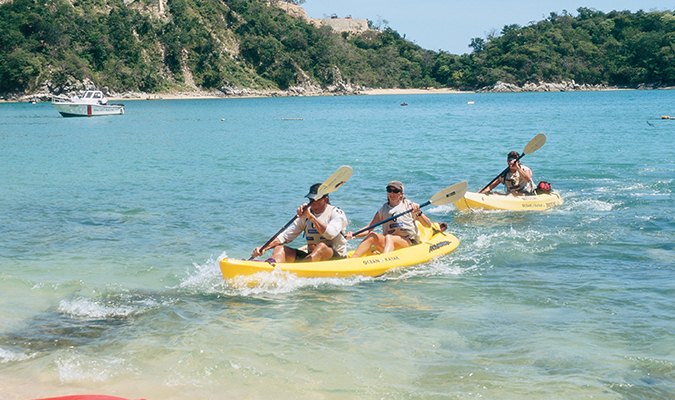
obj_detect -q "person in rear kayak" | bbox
[250,183,348,263]
[346,180,431,258]
[480,151,536,195]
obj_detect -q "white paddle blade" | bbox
[523,133,546,155]
[317,165,353,197]
[429,181,468,206]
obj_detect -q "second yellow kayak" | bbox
[454,191,563,211]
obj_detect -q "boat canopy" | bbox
[83,90,104,99]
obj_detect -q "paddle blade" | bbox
[522,133,546,155]
[317,165,353,197]
[429,181,468,206]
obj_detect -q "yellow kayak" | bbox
[220,222,459,284]
[454,191,563,211]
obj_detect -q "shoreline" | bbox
[112,87,469,101]
[106,88,468,101]
[3,85,674,103]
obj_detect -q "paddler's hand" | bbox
[251,247,264,258]
[346,231,354,240]
[297,203,311,219]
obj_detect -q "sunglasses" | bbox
[386,187,401,193]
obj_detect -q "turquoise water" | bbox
[1,91,673,399]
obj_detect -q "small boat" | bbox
[52,90,124,117]
[454,191,563,212]
[220,222,459,284]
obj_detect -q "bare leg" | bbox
[305,242,335,262]
[351,232,385,258]
[271,245,297,263]
[383,234,412,253]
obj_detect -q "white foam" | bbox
[58,298,136,320]
[56,353,126,382]
[0,347,36,363]
[470,226,561,255]
[565,198,614,212]
[428,204,455,214]
[178,251,230,294]
[228,268,374,296]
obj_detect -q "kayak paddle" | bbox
[478,133,546,194]
[250,165,353,260]
[351,181,468,236]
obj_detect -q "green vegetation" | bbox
[432,8,675,88]
[0,0,438,94]
[1,1,674,95]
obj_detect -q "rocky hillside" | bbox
[0,0,437,100]
[2,1,674,101]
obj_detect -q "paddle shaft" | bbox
[248,202,314,260]
[352,200,430,237]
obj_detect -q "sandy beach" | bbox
[105,87,470,101]
[2,87,469,103]
[360,87,468,95]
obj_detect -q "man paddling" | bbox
[251,183,348,263]
[480,151,536,195]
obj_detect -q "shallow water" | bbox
[0,91,673,399]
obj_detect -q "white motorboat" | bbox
[52,90,124,117]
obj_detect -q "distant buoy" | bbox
[467,101,475,105]
[221,118,225,121]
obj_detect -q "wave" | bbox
[58,292,166,321]
[0,347,36,363]
[56,353,128,382]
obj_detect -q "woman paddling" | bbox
[347,180,431,258]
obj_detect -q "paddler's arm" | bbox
[513,162,533,182]
[251,237,283,258]
[298,203,329,236]
[479,176,504,194]
[412,203,432,228]
[251,216,304,258]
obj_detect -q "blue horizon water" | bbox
[0,91,674,399]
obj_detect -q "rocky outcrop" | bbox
[218,64,365,97]
[219,78,365,98]
[2,76,120,102]
[477,80,672,92]
[478,80,618,92]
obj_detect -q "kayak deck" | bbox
[454,191,563,211]
[220,222,459,284]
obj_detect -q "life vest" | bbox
[377,198,420,242]
[304,205,348,256]
[503,167,535,194]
